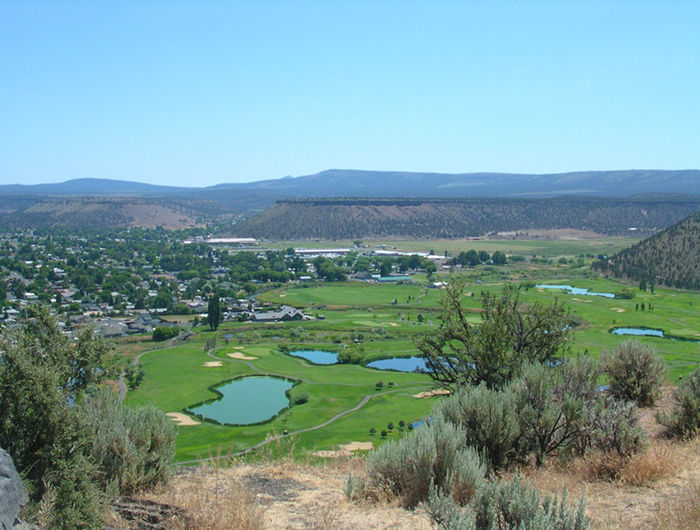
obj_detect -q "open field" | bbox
[265,235,641,257]
[121,238,698,463]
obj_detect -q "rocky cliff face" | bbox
[0,448,28,530]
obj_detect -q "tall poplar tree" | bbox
[207,294,221,331]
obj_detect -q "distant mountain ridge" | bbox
[2,169,699,200]
[1,169,698,232]
[0,178,187,196]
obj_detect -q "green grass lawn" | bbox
[121,240,698,462]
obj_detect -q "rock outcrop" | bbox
[0,448,28,530]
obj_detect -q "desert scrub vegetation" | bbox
[426,474,588,530]
[601,339,666,407]
[76,387,176,495]
[0,306,176,528]
[657,366,700,439]
[362,416,485,508]
[351,354,652,526]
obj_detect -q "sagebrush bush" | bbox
[435,383,520,469]
[554,355,601,404]
[427,474,588,530]
[365,416,485,507]
[601,339,666,407]
[589,397,646,457]
[76,386,177,495]
[514,362,587,466]
[658,367,700,439]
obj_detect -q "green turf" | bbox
[122,239,698,461]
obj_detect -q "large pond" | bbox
[536,284,615,298]
[611,327,700,343]
[366,356,427,372]
[290,350,338,365]
[187,376,294,425]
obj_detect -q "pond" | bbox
[611,327,700,343]
[366,356,427,372]
[187,376,294,425]
[612,327,665,338]
[536,284,615,298]
[290,350,338,365]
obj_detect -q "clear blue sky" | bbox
[1,1,699,186]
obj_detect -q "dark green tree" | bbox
[491,250,508,265]
[207,294,221,331]
[417,280,571,389]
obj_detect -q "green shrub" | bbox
[365,417,485,508]
[657,367,700,439]
[76,387,176,495]
[434,383,520,469]
[153,325,180,341]
[338,344,364,364]
[554,355,601,405]
[601,340,666,407]
[589,398,646,457]
[473,475,588,530]
[514,363,587,466]
[427,475,588,530]
[124,364,144,390]
[36,453,103,530]
[292,392,309,405]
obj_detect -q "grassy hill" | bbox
[230,197,700,239]
[594,211,700,290]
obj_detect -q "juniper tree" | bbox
[417,280,571,389]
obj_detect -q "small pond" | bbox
[611,327,700,343]
[536,284,615,298]
[187,376,293,425]
[612,327,665,338]
[290,350,338,365]
[366,356,427,372]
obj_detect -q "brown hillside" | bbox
[231,198,700,240]
[0,197,207,230]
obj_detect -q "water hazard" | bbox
[366,356,427,372]
[289,350,338,365]
[611,327,700,343]
[188,376,293,425]
[536,284,615,298]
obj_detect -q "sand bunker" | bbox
[233,346,245,350]
[165,412,200,426]
[387,322,399,327]
[315,441,374,458]
[414,389,452,399]
[227,352,258,360]
[203,361,222,367]
[610,308,626,313]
